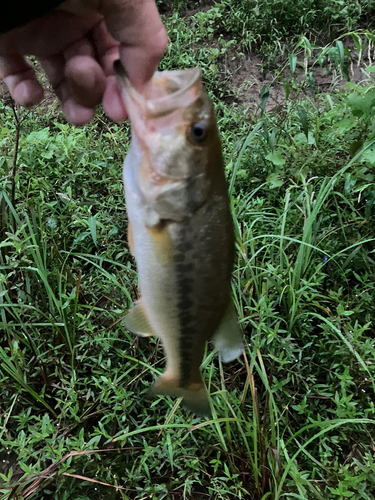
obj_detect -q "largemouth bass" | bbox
[114,60,243,415]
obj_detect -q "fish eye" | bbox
[190,121,208,143]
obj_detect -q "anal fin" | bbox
[212,301,243,363]
[122,300,155,337]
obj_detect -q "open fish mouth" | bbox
[114,60,201,116]
[146,68,201,101]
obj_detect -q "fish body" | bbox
[115,61,243,415]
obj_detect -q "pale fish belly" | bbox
[124,150,182,377]
[132,222,182,378]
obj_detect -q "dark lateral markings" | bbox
[174,253,185,263]
[176,263,193,274]
[178,310,192,322]
[178,277,193,295]
[182,241,194,252]
[174,246,197,388]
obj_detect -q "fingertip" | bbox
[62,99,94,125]
[119,22,168,91]
[102,0,167,91]
[12,79,44,107]
[65,55,106,108]
[0,54,44,107]
[102,75,127,122]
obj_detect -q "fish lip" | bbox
[114,60,201,117]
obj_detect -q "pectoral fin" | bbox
[212,301,243,363]
[122,300,155,337]
[146,222,175,264]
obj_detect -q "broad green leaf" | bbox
[336,41,344,66]
[297,105,309,138]
[0,127,11,138]
[266,150,285,166]
[347,90,375,116]
[25,127,50,143]
[335,117,357,134]
[266,172,284,188]
[362,145,375,164]
[293,132,307,145]
[289,54,297,74]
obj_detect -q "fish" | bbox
[114,60,243,415]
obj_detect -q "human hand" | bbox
[0,0,167,124]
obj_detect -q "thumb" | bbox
[100,0,168,90]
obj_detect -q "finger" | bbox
[62,97,94,124]
[0,55,44,107]
[64,36,106,108]
[102,75,127,122]
[40,54,93,124]
[100,0,168,90]
[0,11,101,57]
[89,20,126,120]
[65,55,106,109]
[90,20,120,76]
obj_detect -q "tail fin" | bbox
[149,374,211,417]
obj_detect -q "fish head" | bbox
[115,61,224,217]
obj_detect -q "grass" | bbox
[1,0,375,498]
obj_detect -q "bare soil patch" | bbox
[218,39,373,112]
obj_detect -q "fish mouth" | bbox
[114,60,201,117]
